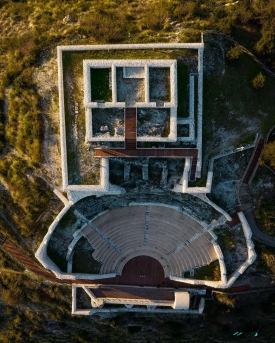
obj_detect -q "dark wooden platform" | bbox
[94,107,199,159]
[125,107,137,149]
[226,211,241,228]
[95,147,198,158]
[91,285,175,301]
[242,138,265,184]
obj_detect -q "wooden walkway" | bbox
[226,211,241,228]
[242,138,265,184]
[238,137,265,213]
[91,285,175,301]
[0,238,66,283]
[125,107,136,149]
[226,139,265,228]
[95,107,199,159]
[95,147,198,158]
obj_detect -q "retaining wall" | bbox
[59,43,204,53]
[196,48,204,178]
[58,47,69,190]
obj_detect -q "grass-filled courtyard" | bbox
[90,68,112,102]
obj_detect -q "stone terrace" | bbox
[47,185,222,272]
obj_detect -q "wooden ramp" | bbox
[95,147,198,158]
[94,106,199,160]
[125,107,136,149]
[226,211,241,228]
[242,138,265,184]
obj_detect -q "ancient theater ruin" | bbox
[36,42,256,315]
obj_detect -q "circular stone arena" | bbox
[45,188,222,282]
[82,205,217,277]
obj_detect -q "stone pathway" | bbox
[244,210,275,247]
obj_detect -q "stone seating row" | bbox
[82,225,119,252]
[93,218,145,247]
[82,225,120,266]
[102,232,216,277]
[100,233,187,276]
[89,205,204,254]
[148,232,202,267]
[91,232,216,277]
[150,206,204,232]
[92,205,146,225]
[147,220,200,250]
[80,206,217,277]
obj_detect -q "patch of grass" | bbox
[76,171,100,186]
[58,211,78,228]
[72,237,101,274]
[46,245,67,272]
[137,110,151,125]
[216,294,236,308]
[188,174,207,187]
[183,271,191,278]
[177,61,189,117]
[256,244,275,276]
[216,227,235,250]
[193,260,220,281]
[161,123,170,137]
[256,199,275,236]
[0,248,24,272]
[204,39,275,142]
[149,67,170,102]
[92,107,124,137]
[90,68,112,101]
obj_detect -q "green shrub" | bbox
[0,156,52,237]
[261,141,275,169]
[252,72,266,89]
[6,86,43,166]
[193,260,220,281]
[226,45,243,59]
[216,294,236,308]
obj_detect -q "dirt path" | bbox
[245,210,275,247]
[237,137,275,247]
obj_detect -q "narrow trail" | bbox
[236,137,275,247]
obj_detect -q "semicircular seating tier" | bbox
[81,205,218,278]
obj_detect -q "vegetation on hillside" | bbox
[256,198,275,236]
[262,140,275,169]
[256,244,275,276]
[0,1,275,339]
[0,0,275,240]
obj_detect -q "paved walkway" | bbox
[244,210,275,247]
